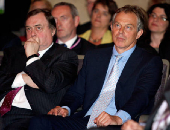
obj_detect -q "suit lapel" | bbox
[40,44,58,65]
[94,47,113,95]
[117,47,143,87]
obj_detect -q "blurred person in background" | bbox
[79,0,118,47]
[137,3,170,63]
[77,0,96,35]
[29,0,52,12]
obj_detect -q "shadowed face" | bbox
[91,3,111,29]
[51,5,79,42]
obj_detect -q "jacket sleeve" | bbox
[24,49,78,93]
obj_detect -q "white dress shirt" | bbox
[0,43,54,109]
[58,35,77,49]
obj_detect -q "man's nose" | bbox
[118,27,124,33]
[31,29,36,37]
[57,20,61,27]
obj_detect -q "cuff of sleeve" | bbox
[26,57,40,66]
[115,110,131,124]
[11,72,26,88]
[61,106,71,116]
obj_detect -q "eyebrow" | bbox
[152,12,167,17]
[25,24,43,28]
[114,22,135,27]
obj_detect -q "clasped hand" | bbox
[24,36,40,57]
[94,111,123,127]
[48,106,69,117]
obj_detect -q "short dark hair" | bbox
[92,0,118,21]
[53,2,79,19]
[26,9,56,30]
[112,5,148,32]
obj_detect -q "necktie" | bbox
[87,55,122,128]
[0,87,22,116]
[60,43,67,48]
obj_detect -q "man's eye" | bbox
[61,17,67,21]
[114,23,120,28]
[125,26,132,31]
[26,28,31,31]
[36,26,42,30]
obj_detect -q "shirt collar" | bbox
[58,35,77,49]
[38,42,54,58]
[112,45,136,61]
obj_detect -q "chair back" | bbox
[77,55,84,73]
[154,59,169,106]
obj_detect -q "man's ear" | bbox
[51,29,56,37]
[74,16,80,27]
[110,23,113,31]
[136,29,143,40]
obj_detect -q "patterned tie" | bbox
[0,87,22,116]
[87,55,122,128]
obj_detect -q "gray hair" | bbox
[112,5,148,32]
[53,2,79,19]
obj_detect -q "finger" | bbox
[48,109,53,115]
[32,36,40,44]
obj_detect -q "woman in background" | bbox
[138,3,170,62]
[79,0,117,46]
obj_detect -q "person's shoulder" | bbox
[79,37,94,46]
[77,21,91,35]
[85,46,113,57]
[52,43,78,57]
[4,45,24,53]
[136,46,161,60]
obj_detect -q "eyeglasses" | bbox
[149,13,168,22]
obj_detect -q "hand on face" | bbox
[48,106,69,117]
[24,36,40,57]
[94,111,122,127]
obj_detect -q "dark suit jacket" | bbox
[54,37,95,55]
[0,43,78,115]
[145,79,170,130]
[60,46,163,121]
[71,37,95,55]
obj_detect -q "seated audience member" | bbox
[28,5,163,130]
[52,2,95,55]
[79,0,118,46]
[121,77,170,130]
[137,3,170,62]
[0,15,22,51]
[0,9,78,130]
[29,0,52,12]
[77,0,96,35]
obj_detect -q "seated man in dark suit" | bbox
[28,5,163,130]
[52,2,95,55]
[0,9,78,130]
